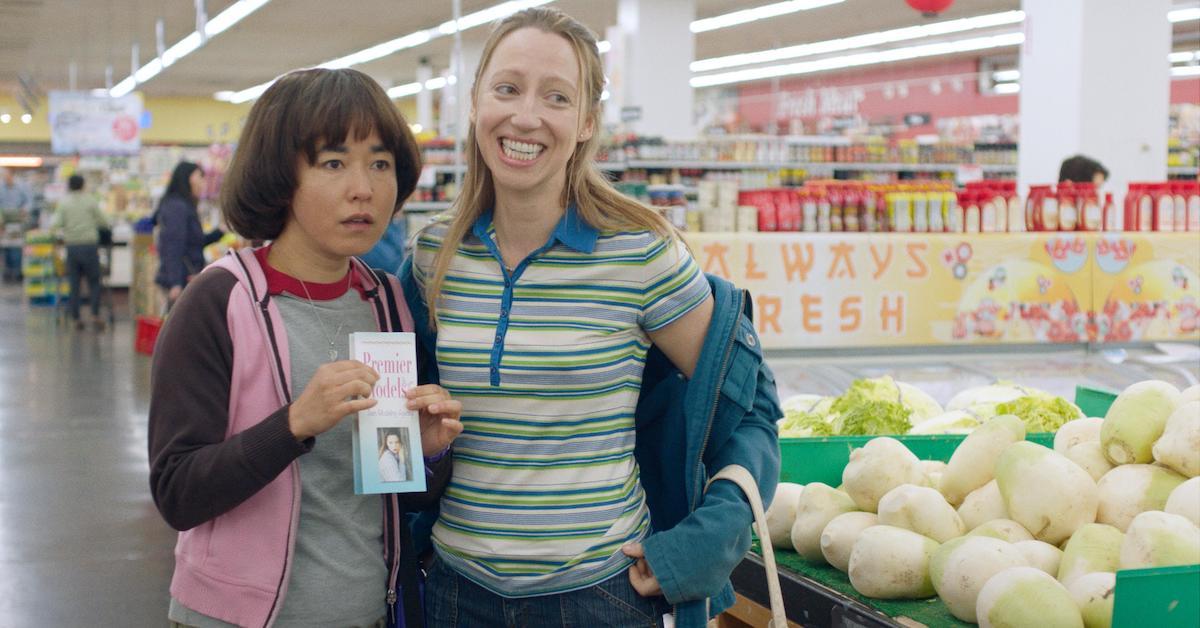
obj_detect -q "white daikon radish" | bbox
[847,525,939,599]
[1180,384,1200,405]
[1065,441,1116,482]
[920,460,947,489]
[1119,510,1200,569]
[1058,524,1124,585]
[1055,417,1105,454]
[1152,400,1200,477]
[790,483,857,562]
[1165,476,1200,527]
[958,480,1009,531]
[1066,571,1115,628]
[976,566,1084,628]
[1013,540,1063,576]
[995,442,1099,544]
[819,511,878,573]
[940,414,1026,506]
[764,482,805,549]
[841,437,925,513]
[877,483,966,542]
[968,519,1035,543]
[933,536,1028,622]
[1101,380,1181,465]
[1095,464,1186,531]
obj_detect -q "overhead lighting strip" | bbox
[690,31,1025,88]
[692,10,1025,73]
[111,0,271,97]
[691,0,845,33]
[217,0,551,104]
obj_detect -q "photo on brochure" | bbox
[350,331,426,494]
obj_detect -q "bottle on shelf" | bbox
[1058,182,1078,232]
[1153,183,1174,232]
[1079,183,1101,231]
[1171,181,1188,232]
[1188,181,1200,232]
[1102,192,1118,232]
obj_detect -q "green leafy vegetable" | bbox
[994,394,1084,433]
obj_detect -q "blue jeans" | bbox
[424,554,671,627]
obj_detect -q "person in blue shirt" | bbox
[1,167,33,282]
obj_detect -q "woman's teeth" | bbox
[501,139,543,161]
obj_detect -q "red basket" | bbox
[135,315,164,356]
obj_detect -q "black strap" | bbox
[397,507,423,628]
[371,268,404,331]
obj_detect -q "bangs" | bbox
[292,71,406,163]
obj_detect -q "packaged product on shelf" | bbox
[696,180,718,210]
[802,190,818,232]
[863,187,878,232]
[912,187,929,233]
[736,205,758,233]
[946,190,963,233]
[1170,181,1188,232]
[1132,183,1154,231]
[991,185,1008,232]
[829,186,844,232]
[979,189,999,233]
[1102,192,1119,231]
[1059,182,1079,232]
[817,188,832,232]
[928,187,945,233]
[1188,182,1200,232]
[889,190,912,232]
[1005,182,1024,233]
[1080,183,1102,231]
[961,191,981,233]
[1155,183,1175,232]
[843,186,861,232]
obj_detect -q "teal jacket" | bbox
[399,260,782,628]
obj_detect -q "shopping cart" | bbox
[55,239,116,328]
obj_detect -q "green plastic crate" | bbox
[1076,385,1119,418]
[778,433,1055,486]
[1113,565,1200,628]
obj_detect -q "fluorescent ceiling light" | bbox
[1169,50,1199,63]
[992,69,1020,82]
[691,0,844,33]
[205,0,270,36]
[597,40,611,54]
[424,77,449,90]
[0,114,10,124]
[692,10,1024,72]
[20,114,32,124]
[1169,7,1200,22]
[438,0,551,35]
[112,0,271,97]
[0,156,43,167]
[222,0,550,104]
[691,31,1024,87]
[387,82,424,99]
[1172,65,1200,77]
[993,82,1020,94]
[319,31,432,70]
[162,32,203,67]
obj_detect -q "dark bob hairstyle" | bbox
[221,68,422,241]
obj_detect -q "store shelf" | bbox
[620,160,1016,173]
[405,201,452,212]
[732,552,904,628]
[1167,166,1198,176]
[424,162,628,173]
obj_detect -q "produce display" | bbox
[778,377,1083,437]
[762,379,1200,627]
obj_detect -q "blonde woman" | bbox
[401,8,781,627]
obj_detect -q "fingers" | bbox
[335,396,378,416]
[621,542,645,559]
[627,561,660,597]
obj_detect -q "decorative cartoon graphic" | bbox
[1044,235,1088,274]
[1095,236,1136,275]
[953,260,1083,342]
[1101,260,1200,342]
[942,243,972,281]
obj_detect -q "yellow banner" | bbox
[684,232,1200,349]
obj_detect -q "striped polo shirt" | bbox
[412,206,710,597]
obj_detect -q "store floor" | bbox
[0,281,175,626]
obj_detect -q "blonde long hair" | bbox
[423,7,677,326]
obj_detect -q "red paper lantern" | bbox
[905,0,954,17]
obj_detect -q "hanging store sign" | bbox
[683,232,1200,350]
[49,91,143,155]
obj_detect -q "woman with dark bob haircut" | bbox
[147,67,464,628]
[154,160,223,307]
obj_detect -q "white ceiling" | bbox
[0,0,1194,101]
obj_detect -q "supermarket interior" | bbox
[1,0,1199,626]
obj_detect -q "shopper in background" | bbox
[153,161,224,309]
[147,68,463,628]
[400,7,781,628]
[0,167,33,282]
[51,174,108,331]
[1058,154,1110,188]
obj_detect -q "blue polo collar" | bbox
[471,204,598,254]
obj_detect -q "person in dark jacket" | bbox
[154,161,224,307]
